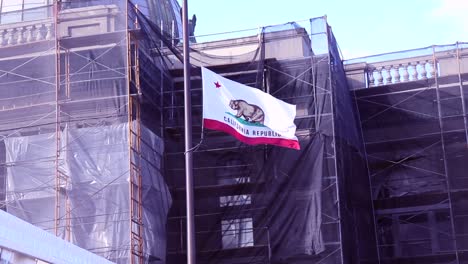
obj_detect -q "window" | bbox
[219,195,251,207]
[221,218,254,249]
[377,210,454,258]
[216,158,250,185]
[0,0,50,24]
[217,156,254,249]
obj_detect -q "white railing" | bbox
[0,4,120,49]
[344,45,468,90]
[367,59,436,87]
[0,19,54,46]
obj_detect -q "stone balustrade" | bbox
[367,60,436,87]
[0,19,54,47]
[344,45,468,90]
[0,4,119,49]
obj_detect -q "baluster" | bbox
[419,61,427,80]
[400,63,409,82]
[45,23,53,40]
[6,29,15,45]
[26,26,34,42]
[0,30,6,46]
[367,68,375,87]
[36,24,44,41]
[410,62,418,81]
[375,67,383,86]
[17,27,25,44]
[393,64,400,83]
[428,60,436,78]
[384,66,392,84]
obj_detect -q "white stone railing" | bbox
[0,19,54,47]
[0,4,119,49]
[367,59,436,87]
[344,45,468,90]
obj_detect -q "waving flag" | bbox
[202,67,300,150]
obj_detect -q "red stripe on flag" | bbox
[203,119,300,150]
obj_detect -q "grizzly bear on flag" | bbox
[229,99,265,124]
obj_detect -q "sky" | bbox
[182,0,468,60]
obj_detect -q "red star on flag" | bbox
[214,81,221,88]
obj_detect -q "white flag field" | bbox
[201,67,300,150]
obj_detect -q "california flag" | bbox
[202,67,300,150]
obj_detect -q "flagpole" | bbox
[182,0,196,264]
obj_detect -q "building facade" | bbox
[0,1,466,264]
[0,1,176,263]
[345,45,468,263]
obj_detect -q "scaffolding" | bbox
[159,17,378,264]
[350,42,468,263]
[0,1,173,263]
[0,3,383,262]
[9,1,466,264]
